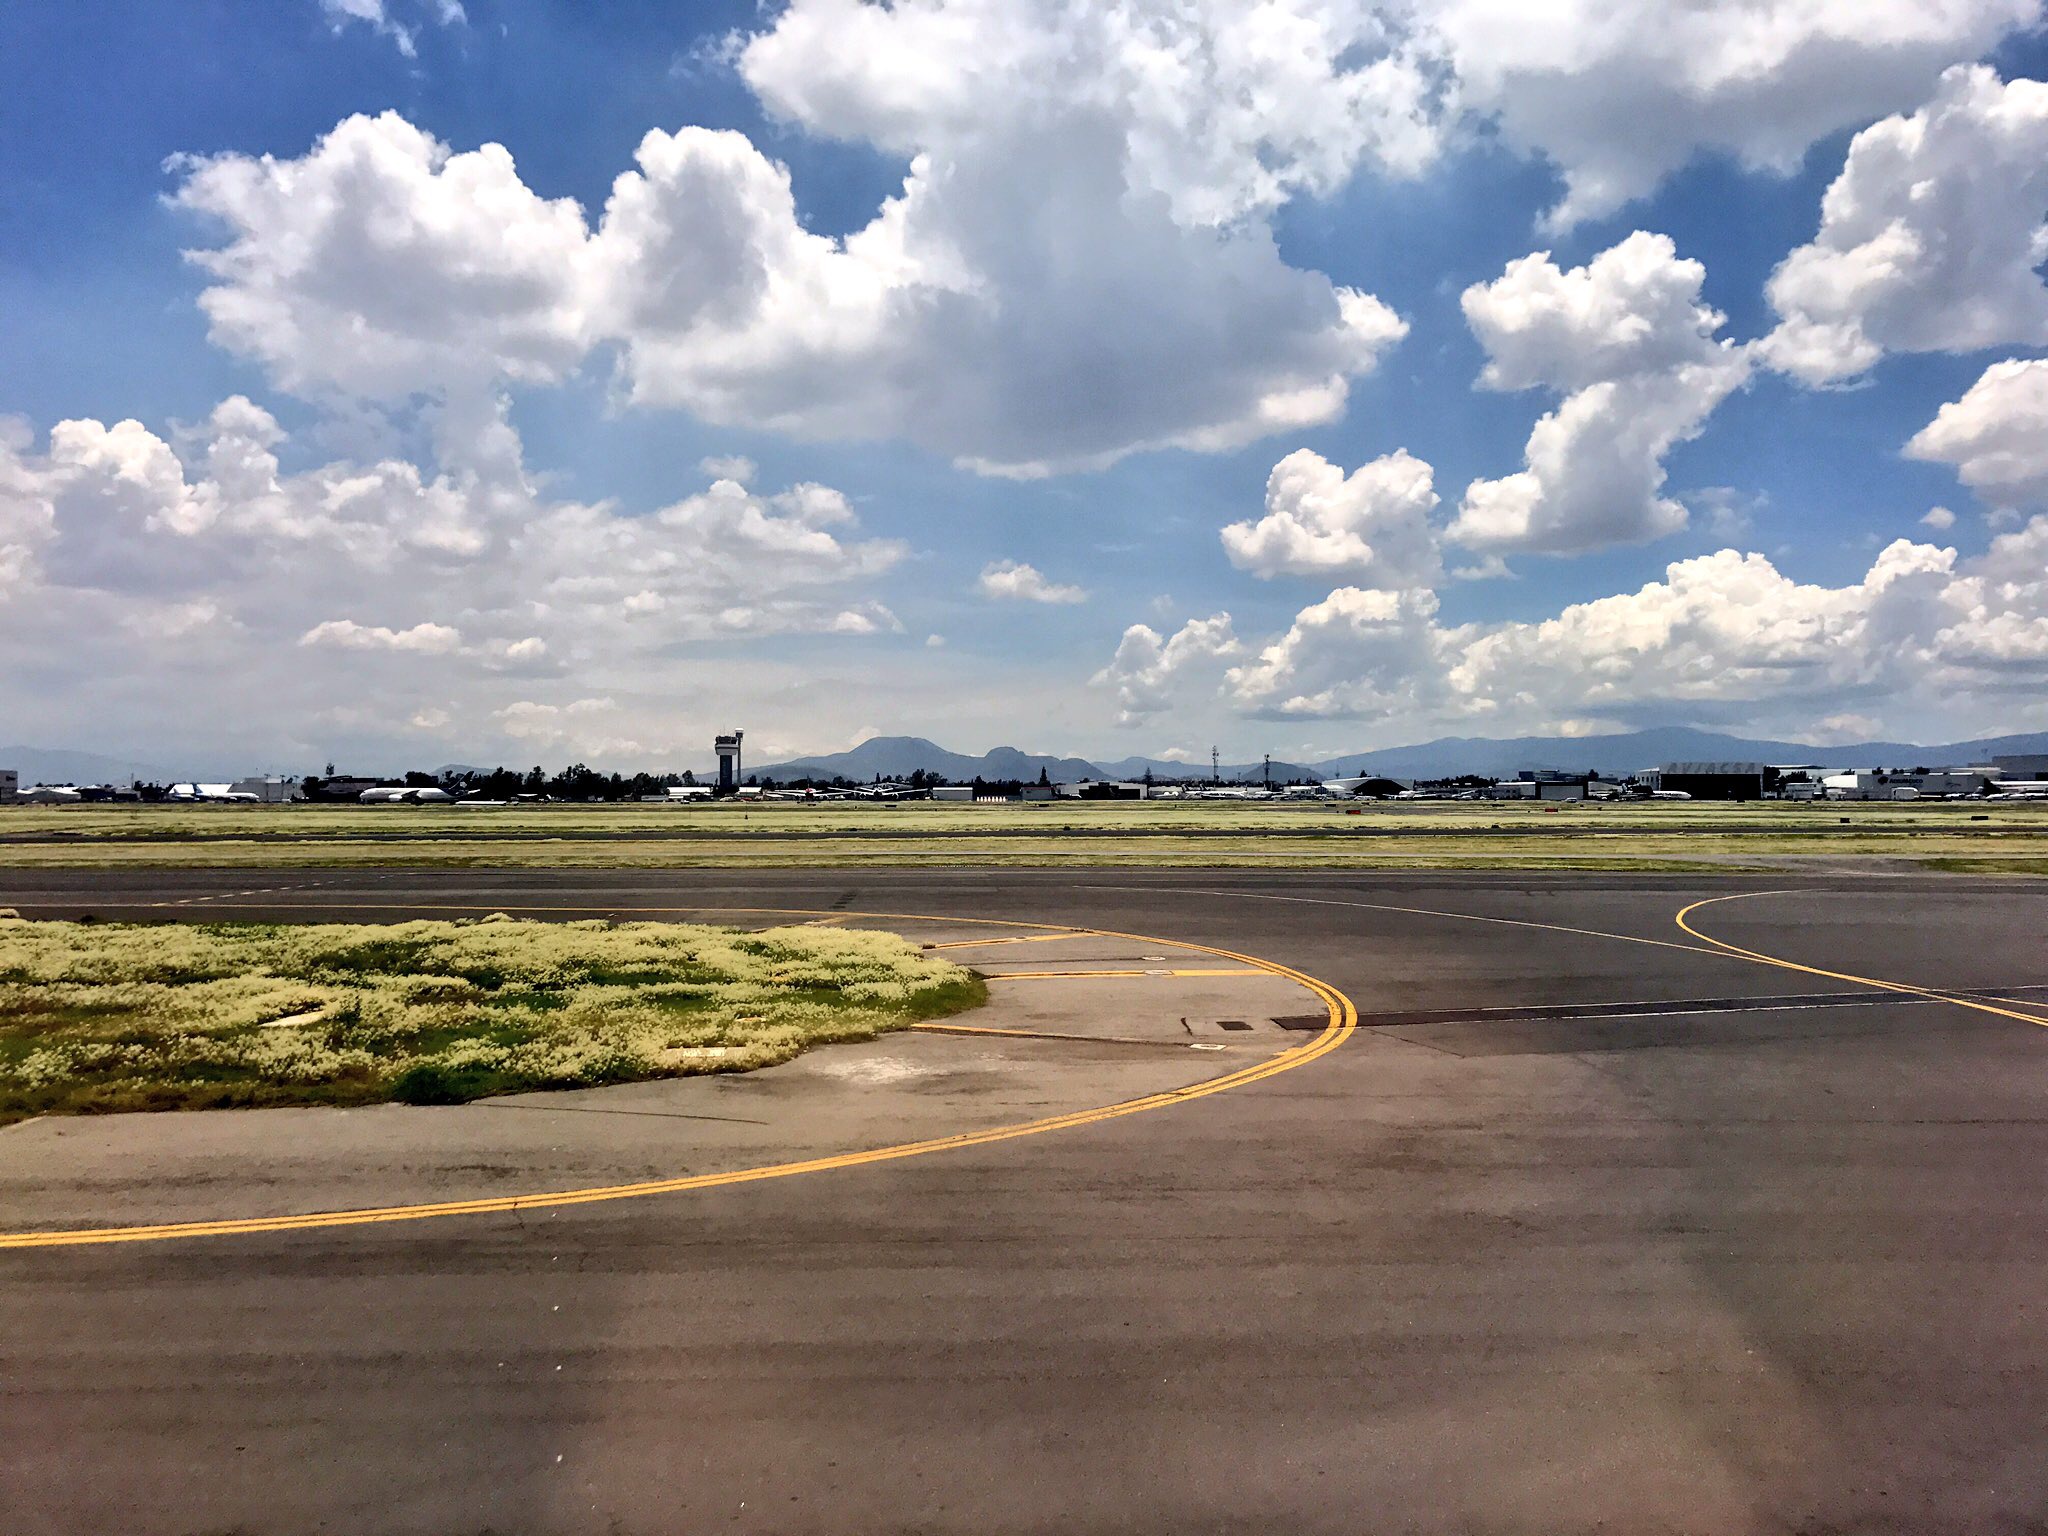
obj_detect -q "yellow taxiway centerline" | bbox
[1675,892,2048,1028]
[991,967,1268,980]
[0,906,1356,1250]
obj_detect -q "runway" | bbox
[2,867,2044,1533]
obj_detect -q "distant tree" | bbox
[1037,767,1051,787]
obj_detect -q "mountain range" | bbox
[7,727,2046,789]
[0,746,173,787]
[748,729,2048,785]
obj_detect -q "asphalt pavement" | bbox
[1,867,2044,1534]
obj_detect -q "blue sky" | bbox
[4,2,2047,774]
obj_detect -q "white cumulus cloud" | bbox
[0,397,911,761]
[1116,519,2048,733]
[1226,586,1446,720]
[1450,232,1750,555]
[1429,0,2042,230]
[1906,357,2048,510]
[977,560,1089,604]
[300,618,463,653]
[1091,613,1240,725]
[1222,447,1440,586]
[1759,67,2048,386]
[169,10,1417,480]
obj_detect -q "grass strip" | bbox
[0,913,984,1123]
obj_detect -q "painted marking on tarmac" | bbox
[993,967,1268,980]
[150,880,329,910]
[1080,885,1727,958]
[911,1022,1198,1048]
[0,906,1355,1249]
[1674,892,2048,1029]
[1082,881,2048,1033]
[925,933,1089,950]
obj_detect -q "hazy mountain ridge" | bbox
[0,747,172,786]
[9,728,2045,790]
[752,728,2048,784]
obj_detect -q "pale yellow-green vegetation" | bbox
[2,800,2044,871]
[0,914,984,1123]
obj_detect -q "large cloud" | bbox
[1449,232,1751,555]
[1091,614,1241,725]
[1429,0,2042,230]
[1906,358,2048,509]
[173,5,1421,479]
[1222,447,1441,586]
[1900,356,2048,512]
[171,114,598,402]
[1758,67,2048,386]
[1226,586,1448,720]
[1112,528,2048,731]
[0,398,905,759]
[176,6,2041,474]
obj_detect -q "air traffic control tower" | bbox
[715,730,744,794]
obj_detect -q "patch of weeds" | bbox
[0,916,984,1122]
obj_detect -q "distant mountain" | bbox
[0,746,170,787]
[1318,727,2048,782]
[1093,755,1325,783]
[748,736,1101,784]
[753,728,2048,786]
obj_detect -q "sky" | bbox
[4,0,2048,775]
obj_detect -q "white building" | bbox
[1821,771,1917,801]
[228,775,301,803]
[1822,767,1997,799]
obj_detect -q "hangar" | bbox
[1641,762,1778,801]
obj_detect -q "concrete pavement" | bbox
[0,868,2043,1534]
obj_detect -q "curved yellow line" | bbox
[0,910,1356,1249]
[1675,892,2048,1028]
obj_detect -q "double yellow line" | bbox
[0,914,1356,1250]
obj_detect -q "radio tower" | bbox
[1211,745,1220,784]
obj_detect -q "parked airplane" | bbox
[165,783,259,802]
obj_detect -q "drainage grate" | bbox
[1273,1014,1335,1031]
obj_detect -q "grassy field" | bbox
[0,913,983,1123]
[1,800,2044,872]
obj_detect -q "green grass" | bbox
[3,800,2045,872]
[0,914,984,1124]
